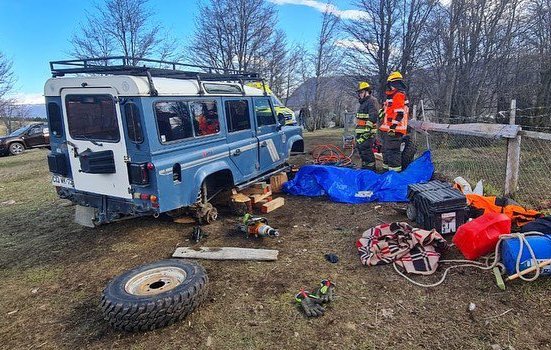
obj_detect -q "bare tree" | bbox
[250,30,289,96]
[343,0,400,99]
[284,44,308,103]
[343,0,436,99]
[190,0,278,72]
[71,0,174,64]
[0,52,17,134]
[309,6,341,131]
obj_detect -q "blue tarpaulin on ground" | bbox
[283,151,434,203]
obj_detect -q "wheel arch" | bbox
[191,161,236,203]
[288,136,304,155]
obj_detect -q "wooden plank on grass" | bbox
[172,247,279,261]
[261,197,284,213]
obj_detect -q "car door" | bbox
[223,98,259,179]
[252,97,286,173]
[24,125,46,147]
[60,88,131,199]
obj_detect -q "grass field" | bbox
[1,130,550,350]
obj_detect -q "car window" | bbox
[124,103,143,143]
[154,101,193,143]
[47,103,63,137]
[28,126,42,135]
[65,95,120,142]
[225,100,251,133]
[254,98,276,127]
[9,125,31,137]
[204,83,242,94]
[190,101,220,136]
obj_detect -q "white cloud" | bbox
[335,39,372,52]
[268,0,368,20]
[9,93,45,105]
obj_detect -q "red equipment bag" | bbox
[452,213,511,260]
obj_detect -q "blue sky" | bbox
[0,0,357,103]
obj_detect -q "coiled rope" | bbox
[394,231,550,287]
[311,144,354,167]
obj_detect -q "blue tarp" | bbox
[283,151,434,203]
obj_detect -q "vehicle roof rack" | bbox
[49,56,266,96]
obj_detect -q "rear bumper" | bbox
[57,187,157,225]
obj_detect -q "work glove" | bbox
[314,279,336,303]
[295,289,325,317]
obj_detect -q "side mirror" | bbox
[277,114,286,129]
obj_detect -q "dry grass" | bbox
[0,132,550,350]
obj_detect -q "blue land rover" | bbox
[44,57,304,226]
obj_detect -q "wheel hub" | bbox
[124,267,187,296]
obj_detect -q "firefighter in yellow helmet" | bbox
[379,71,409,172]
[355,81,381,169]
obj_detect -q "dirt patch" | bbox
[1,132,550,350]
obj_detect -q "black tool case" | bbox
[408,182,468,234]
[407,180,451,200]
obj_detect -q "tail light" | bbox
[128,163,150,185]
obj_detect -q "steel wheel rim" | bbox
[11,144,23,154]
[124,267,187,296]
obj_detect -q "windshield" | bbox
[9,125,32,137]
[271,95,284,107]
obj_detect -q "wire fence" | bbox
[517,137,551,210]
[413,105,551,212]
[413,130,508,196]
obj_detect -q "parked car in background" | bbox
[0,122,50,156]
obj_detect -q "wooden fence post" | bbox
[420,100,430,149]
[504,99,521,196]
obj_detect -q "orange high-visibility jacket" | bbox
[380,89,409,135]
[466,194,542,227]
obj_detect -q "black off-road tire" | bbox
[100,259,208,332]
[401,135,417,170]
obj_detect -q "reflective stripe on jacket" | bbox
[380,90,409,135]
[356,96,380,134]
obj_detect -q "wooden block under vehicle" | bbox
[270,173,288,193]
[249,191,273,204]
[231,193,251,203]
[261,197,284,213]
[253,196,273,208]
[242,184,271,195]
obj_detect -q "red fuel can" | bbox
[453,213,511,260]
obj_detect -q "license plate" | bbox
[52,175,74,188]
